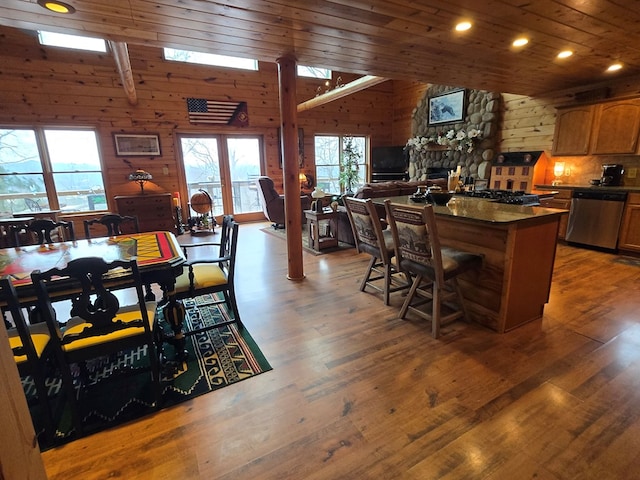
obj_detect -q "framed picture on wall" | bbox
[278,127,304,168]
[113,133,162,156]
[428,89,466,125]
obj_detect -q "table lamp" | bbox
[128,169,152,194]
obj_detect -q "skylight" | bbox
[164,48,258,70]
[297,66,332,79]
[37,31,106,52]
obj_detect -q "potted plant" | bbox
[339,136,361,194]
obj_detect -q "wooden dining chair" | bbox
[13,218,75,246]
[0,276,56,443]
[343,196,410,305]
[172,215,242,335]
[83,214,140,239]
[384,200,483,338]
[31,257,161,436]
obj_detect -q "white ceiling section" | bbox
[2,0,640,97]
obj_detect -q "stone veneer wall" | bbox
[408,85,501,181]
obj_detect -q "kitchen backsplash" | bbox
[546,153,640,187]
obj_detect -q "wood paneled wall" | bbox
[0,26,395,201]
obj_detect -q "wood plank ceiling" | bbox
[1,0,640,97]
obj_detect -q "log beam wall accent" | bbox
[277,54,304,281]
[108,40,138,106]
[297,75,388,113]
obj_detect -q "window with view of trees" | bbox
[314,135,367,194]
[0,128,106,215]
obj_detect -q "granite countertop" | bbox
[375,195,567,224]
[536,184,640,193]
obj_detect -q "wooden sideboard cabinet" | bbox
[552,106,594,156]
[619,193,640,252]
[539,190,572,239]
[115,193,175,233]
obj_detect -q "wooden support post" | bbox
[277,54,305,281]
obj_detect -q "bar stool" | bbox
[384,199,482,338]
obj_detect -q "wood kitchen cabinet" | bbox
[539,190,572,239]
[552,105,594,155]
[115,193,176,233]
[591,99,640,154]
[619,193,640,252]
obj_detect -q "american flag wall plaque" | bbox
[186,98,249,126]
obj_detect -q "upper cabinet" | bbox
[591,99,640,154]
[553,98,640,156]
[552,105,594,155]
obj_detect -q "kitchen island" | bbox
[376,196,567,333]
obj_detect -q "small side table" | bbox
[304,209,339,252]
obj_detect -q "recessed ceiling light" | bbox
[607,63,623,72]
[512,37,529,47]
[455,21,472,32]
[557,50,573,59]
[37,0,75,14]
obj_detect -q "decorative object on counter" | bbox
[448,165,462,191]
[411,185,429,202]
[427,190,453,206]
[128,169,153,194]
[311,186,325,199]
[330,201,339,212]
[491,151,549,192]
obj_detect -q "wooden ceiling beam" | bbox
[108,41,138,106]
[297,75,389,113]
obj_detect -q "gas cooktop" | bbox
[464,189,540,206]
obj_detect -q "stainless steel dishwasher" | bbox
[566,189,627,250]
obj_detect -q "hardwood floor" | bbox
[42,222,640,479]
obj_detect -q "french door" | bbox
[178,134,264,223]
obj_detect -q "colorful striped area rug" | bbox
[26,294,271,451]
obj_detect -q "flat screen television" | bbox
[371,146,407,173]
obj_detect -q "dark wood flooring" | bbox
[42,222,640,479]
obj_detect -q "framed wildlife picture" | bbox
[428,89,465,125]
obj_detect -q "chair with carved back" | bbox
[343,196,410,305]
[13,218,75,246]
[83,214,140,239]
[384,200,483,338]
[30,257,160,436]
[0,276,56,443]
[171,215,242,336]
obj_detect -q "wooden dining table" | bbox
[0,230,189,356]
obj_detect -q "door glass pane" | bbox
[226,137,262,214]
[0,129,48,214]
[181,137,222,216]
